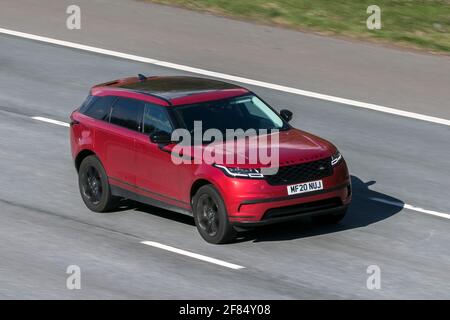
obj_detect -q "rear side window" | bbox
[83,96,116,121]
[110,97,145,132]
[78,95,96,114]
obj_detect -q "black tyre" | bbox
[78,155,119,212]
[192,185,236,244]
[312,207,347,224]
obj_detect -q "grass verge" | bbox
[146,0,450,54]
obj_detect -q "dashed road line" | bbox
[31,116,70,127]
[141,241,245,270]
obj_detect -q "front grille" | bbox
[265,157,333,186]
[263,197,342,220]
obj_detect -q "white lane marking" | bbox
[31,116,70,127]
[1,27,450,127]
[140,241,245,270]
[370,197,450,220]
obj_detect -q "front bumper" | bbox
[213,160,351,225]
[230,182,351,225]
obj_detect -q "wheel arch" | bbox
[75,149,96,172]
[190,179,214,205]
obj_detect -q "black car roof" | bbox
[118,76,244,100]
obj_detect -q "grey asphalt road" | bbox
[1,34,450,299]
[1,0,450,119]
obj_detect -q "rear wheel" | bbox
[193,185,236,244]
[78,155,119,212]
[312,208,347,224]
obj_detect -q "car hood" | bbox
[169,128,336,168]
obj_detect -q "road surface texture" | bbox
[0,1,449,299]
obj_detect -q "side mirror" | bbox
[150,132,172,144]
[280,109,293,122]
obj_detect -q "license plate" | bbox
[287,180,323,195]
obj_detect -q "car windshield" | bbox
[173,94,289,137]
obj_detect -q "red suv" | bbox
[70,75,351,243]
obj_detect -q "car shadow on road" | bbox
[118,175,404,243]
[236,176,404,243]
[121,200,196,226]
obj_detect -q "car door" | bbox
[135,103,187,207]
[94,97,144,187]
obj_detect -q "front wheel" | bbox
[192,185,236,244]
[78,155,119,212]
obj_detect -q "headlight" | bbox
[331,150,343,166]
[213,164,264,178]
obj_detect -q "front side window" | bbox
[83,95,115,121]
[143,104,173,135]
[109,97,145,132]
